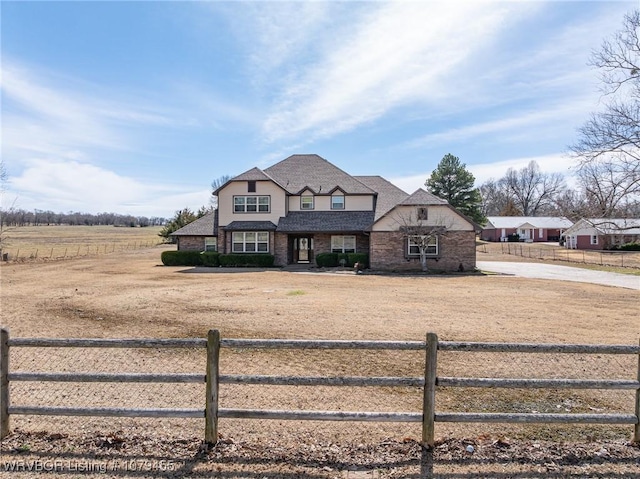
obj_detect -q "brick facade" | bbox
[177,230,475,271]
[177,237,205,251]
[272,233,369,266]
[369,230,476,272]
[311,233,369,257]
[274,232,288,266]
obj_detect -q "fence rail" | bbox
[1,328,639,447]
[1,240,162,263]
[496,242,640,269]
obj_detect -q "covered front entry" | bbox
[290,235,314,264]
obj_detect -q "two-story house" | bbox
[173,154,478,272]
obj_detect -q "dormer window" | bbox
[301,196,314,210]
[331,195,345,210]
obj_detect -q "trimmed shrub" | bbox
[348,253,369,268]
[161,250,203,266]
[201,252,220,267]
[315,252,369,267]
[316,252,339,267]
[613,242,640,251]
[507,233,520,242]
[218,254,275,267]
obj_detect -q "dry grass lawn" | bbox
[0,225,163,261]
[1,243,639,477]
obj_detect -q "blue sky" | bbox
[1,1,636,218]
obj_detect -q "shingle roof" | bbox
[400,189,448,206]
[231,167,277,183]
[170,211,217,236]
[354,175,409,221]
[276,211,375,233]
[264,154,376,195]
[485,216,573,229]
[224,221,278,231]
[586,218,640,235]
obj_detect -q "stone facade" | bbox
[369,230,476,272]
[177,237,205,251]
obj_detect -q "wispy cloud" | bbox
[213,2,335,84]
[260,2,536,143]
[390,153,576,194]
[406,96,595,148]
[6,159,210,217]
[1,61,179,162]
[2,64,119,157]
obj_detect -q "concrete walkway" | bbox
[477,261,640,291]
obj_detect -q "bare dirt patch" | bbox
[2,430,639,478]
[1,247,639,476]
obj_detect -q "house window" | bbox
[408,235,438,256]
[204,237,217,252]
[301,196,314,210]
[331,235,356,253]
[331,195,345,210]
[234,196,270,213]
[590,235,598,245]
[248,181,256,193]
[232,232,269,253]
[417,207,428,220]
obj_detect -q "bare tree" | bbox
[570,10,640,211]
[0,160,15,255]
[502,161,565,216]
[479,178,510,216]
[554,189,590,222]
[210,175,233,208]
[577,157,640,217]
[479,162,565,217]
[391,208,450,272]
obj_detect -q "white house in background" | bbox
[481,216,573,243]
[563,218,640,250]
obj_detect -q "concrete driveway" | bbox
[477,261,640,291]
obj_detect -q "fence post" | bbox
[205,329,220,444]
[422,332,438,448]
[1,328,9,439]
[634,339,640,444]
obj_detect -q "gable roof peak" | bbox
[264,154,376,195]
[401,188,449,205]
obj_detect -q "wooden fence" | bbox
[1,329,639,446]
[1,240,161,262]
[497,242,640,268]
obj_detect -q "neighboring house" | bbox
[170,211,218,252]
[563,218,640,250]
[177,154,479,271]
[481,216,573,242]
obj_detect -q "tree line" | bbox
[429,152,639,225]
[0,209,166,228]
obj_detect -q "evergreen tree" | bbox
[425,154,486,224]
[158,208,198,241]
